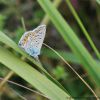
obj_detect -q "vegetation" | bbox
[0,0,100,100]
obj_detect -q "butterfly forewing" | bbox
[18,25,46,58]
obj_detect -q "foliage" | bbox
[0,0,100,99]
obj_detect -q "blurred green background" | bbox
[0,0,100,100]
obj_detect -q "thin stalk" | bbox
[21,17,26,32]
[43,43,99,100]
[0,71,14,90]
[10,88,27,100]
[66,0,100,60]
[0,77,49,99]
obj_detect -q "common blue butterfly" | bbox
[18,25,46,58]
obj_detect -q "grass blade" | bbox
[43,43,99,99]
[37,0,100,86]
[66,0,100,60]
[0,31,68,94]
[0,46,72,100]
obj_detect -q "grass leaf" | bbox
[37,0,100,86]
[0,46,72,100]
[0,31,68,94]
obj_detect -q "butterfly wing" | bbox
[29,25,46,57]
[18,25,46,58]
[32,25,46,51]
[18,31,32,49]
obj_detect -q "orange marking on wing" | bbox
[22,32,35,46]
[23,35,29,45]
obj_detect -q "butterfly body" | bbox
[18,25,46,58]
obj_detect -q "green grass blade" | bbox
[0,31,48,73]
[96,0,100,5]
[0,31,36,64]
[66,0,100,60]
[0,31,68,93]
[0,32,48,75]
[0,46,72,100]
[37,0,100,86]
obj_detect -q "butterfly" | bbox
[18,25,46,58]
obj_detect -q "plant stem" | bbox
[21,17,26,32]
[43,43,99,100]
[0,77,49,99]
[0,71,14,90]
